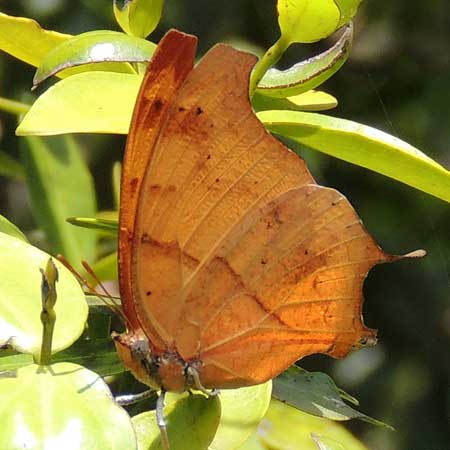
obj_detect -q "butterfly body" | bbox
[114,29,392,393]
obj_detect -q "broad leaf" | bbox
[209,382,272,450]
[257,24,352,98]
[0,233,87,355]
[258,110,450,204]
[0,363,136,449]
[114,0,165,38]
[17,72,141,136]
[33,30,155,87]
[133,394,221,450]
[20,134,97,265]
[256,400,369,450]
[0,12,70,67]
[277,0,340,44]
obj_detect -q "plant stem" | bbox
[0,96,30,115]
[38,258,59,366]
[248,35,290,99]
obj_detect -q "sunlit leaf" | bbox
[133,394,221,450]
[0,363,136,449]
[114,0,165,38]
[17,72,141,136]
[258,110,450,204]
[253,90,337,112]
[209,382,272,450]
[0,11,70,68]
[0,233,87,356]
[277,0,340,44]
[257,24,352,98]
[33,30,155,87]
[257,400,369,450]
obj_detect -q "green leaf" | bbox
[258,110,450,204]
[277,0,340,44]
[273,367,392,429]
[114,0,165,38]
[33,30,155,87]
[0,150,25,180]
[133,394,221,450]
[334,0,362,27]
[16,72,141,136]
[257,400,369,450]
[0,363,136,449]
[257,24,352,98]
[253,90,338,112]
[91,252,118,281]
[67,217,119,234]
[0,216,27,241]
[19,135,97,265]
[0,337,125,378]
[209,382,272,450]
[0,11,70,68]
[0,233,87,356]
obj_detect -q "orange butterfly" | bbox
[113,28,410,441]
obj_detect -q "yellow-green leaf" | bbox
[16,72,141,136]
[0,11,70,68]
[0,363,136,449]
[114,0,165,38]
[277,0,340,44]
[0,233,87,356]
[258,110,450,204]
[33,30,155,87]
[253,90,338,112]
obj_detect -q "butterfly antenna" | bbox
[81,260,128,325]
[56,255,126,324]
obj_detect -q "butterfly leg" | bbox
[115,389,155,406]
[156,389,170,450]
[186,365,219,397]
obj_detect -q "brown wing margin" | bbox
[119,30,197,337]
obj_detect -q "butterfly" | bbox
[113,27,400,423]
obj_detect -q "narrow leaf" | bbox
[67,217,119,234]
[273,367,393,429]
[253,90,338,112]
[257,24,352,98]
[258,110,450,204]
[19,135,97,265]
[0,150,25,180]
[33,30,155,87]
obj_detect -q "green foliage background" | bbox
[0,1,448,449]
